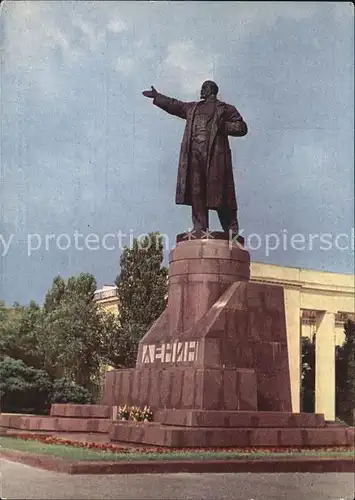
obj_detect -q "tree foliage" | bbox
[0,234,168,405]
[0,356,52,414]
[49,378,92,405]
[115,232,168,329]
[0,301,45,370]
[0,273,110,398]
[107,232,168,368]
[0,357,92,413]
[40,273,105,390]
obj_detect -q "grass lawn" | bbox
[0,437,354,462]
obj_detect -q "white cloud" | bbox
[162,40,218,95]
[158,3,319,97]
[1,1,127,99]
[71,17,105,52]
[107,19,127,34]
[114,57,134,76]
[2,2,77,97]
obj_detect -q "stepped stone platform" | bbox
[1,404,351,447]
[1,238,352,449]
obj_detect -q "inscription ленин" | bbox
[141,340,198,364]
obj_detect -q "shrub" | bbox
[0,356,52,414]
[49,377,92,405]
[0,358,92,414]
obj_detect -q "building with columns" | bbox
[94,263,355,420]
[250,263,354,421]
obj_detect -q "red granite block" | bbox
[131,370,141,405]
[168,283,184,334]
[155,410,254,428]
[148,370,161,409]
[222,370,238,410]
[257,371,292,412]
[263,285,285,311]
[160,369,173,408]
[170,369,184,408]
[203,338,222,366]
[181,428,209,447]
[209,429,251,447]
[247,310,267,342]
[254,342,289,372]
[138,369,150,407]
[229,309,249,340]
[194,369,204,408]
[202,369,223,410]
[289,413,325,428]
[181,369,195,408]
[113,370,123,405]
[246,283,265,311]
[277,428,303,446]
[220,282,245,312]
[302,428,348,447]
[208,309,228,335]
[169,259,189,276]
[238,369,258,410]
[250,428,279,447]
[50,404,112,419]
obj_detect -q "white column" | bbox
[284,289,301,413]
[315,311,336,420]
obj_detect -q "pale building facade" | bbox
[94,285,120,315]
[94,264,355,420]
[251,263,354,420]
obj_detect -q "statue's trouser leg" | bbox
[189,146,208,232]
[217,206,239,234]
[191,199,208,232]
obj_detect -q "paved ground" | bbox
[1,459,354,500]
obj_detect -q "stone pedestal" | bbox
[104,238,291,413]
[102,237,349,448]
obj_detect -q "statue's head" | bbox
[200,80,219,100]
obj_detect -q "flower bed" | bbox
[116,405,153,422]
[3,432,353,455]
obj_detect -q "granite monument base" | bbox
[102,236,350,448]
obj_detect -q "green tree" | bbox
[43,276,66,313]
[115,232,168,328]
[41,273,105,391]
[101,311,146,368]
[108,232,168,367]
[0,301,45,369]
[336,319,355,424]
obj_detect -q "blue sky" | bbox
[0,1,354,305]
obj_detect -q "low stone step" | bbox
[155,410,326,428]
[50,404,113,419]
[109,421,351,448]
[0,414,111,433]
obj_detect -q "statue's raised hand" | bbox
[142,86,158,98]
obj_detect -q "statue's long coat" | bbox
[153,94,248,210]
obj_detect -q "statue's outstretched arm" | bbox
[142,86,193,119]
